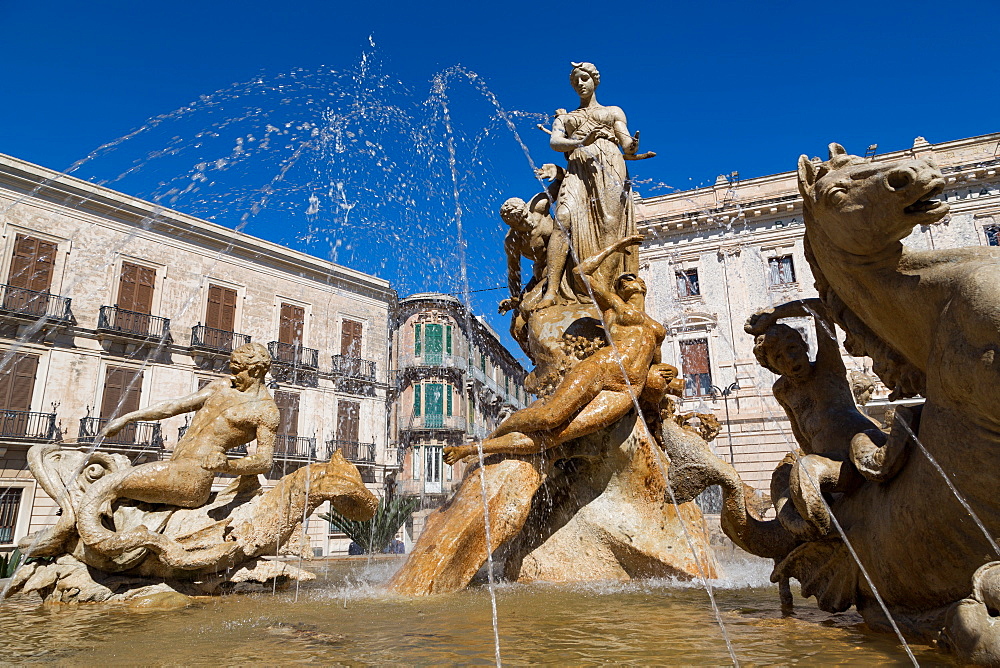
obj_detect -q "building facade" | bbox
[637,132,1000,494]
[389,293,528,540]
[0,152,395,558]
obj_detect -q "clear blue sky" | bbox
[1,0,997,362]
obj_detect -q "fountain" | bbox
[0,52,998,665]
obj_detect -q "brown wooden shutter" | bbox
[340,319,363,357]
[336,400,360,442]
[101,367,143,419]
[8,235,55,292]
[206,284,237,331]
[117,262,155,315]
[679,339,711,374]
[0,354,38,412]
[279,303,305,345]
[273,390,299,438]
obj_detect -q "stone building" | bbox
[636,132,1000,494]
[0,152,395,558]
[389,292,528,540]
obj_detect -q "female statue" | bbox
[543,62,651,305]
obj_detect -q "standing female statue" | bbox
[544,62,653,305]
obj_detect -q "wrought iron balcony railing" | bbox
[273,435,316,461]
[0,284,72,323]
[329,439,376,464]
[78,417,163,451]
[404,415,466,432]
[0,410,58,441]
[191,325,251,354]
[267,341,319,369]
[397,353,467,371]
[98,306,171,341]
[331,354,377,381]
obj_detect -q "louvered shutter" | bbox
[101,367,142,419]
[0,354,37,412]
[337,400,360,442]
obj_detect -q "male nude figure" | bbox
[75,342,280,567]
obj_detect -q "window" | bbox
[424,324,443,365]
[273,390,299,439]
[336,400,360,443]
[114,262,156,335]
[679,338,712,397]
[341,319,363,357]
[446,384,453,417]
[986,225,1000,247]
[676,269,700,297]
[425,383,444,428]
[101,366,143,420]
[0,353,39,438]
[5,234,56,316]
[768,255,796,286]
[412,445,421,479]
[279,304,305,347]
[413,384,421,417]
[445,325,453,355]
[414,323,421,356]
[425,445,442,487]
[0,487,23,544]
[204,284,238,349]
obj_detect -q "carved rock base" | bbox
[387,413,717,596]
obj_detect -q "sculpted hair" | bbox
[499,197,527,225]
[752,323,803,375]
[231,342,272,375]
[569,61,600,87]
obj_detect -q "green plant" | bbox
[0,548,23,578]
[321,495,419,554]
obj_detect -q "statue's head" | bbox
[499,197,530,230]
[614,272,646,299]
[753,323,811,379]
[797,143,948,254]
[569,62,600,97]
[230,342,271,380]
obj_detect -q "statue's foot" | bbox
[533,294,557,311]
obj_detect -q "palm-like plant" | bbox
[321,495,419,554]
[0,548,22,578]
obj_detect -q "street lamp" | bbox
[709,381,740,464]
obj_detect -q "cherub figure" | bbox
[446,235,665,463]
[746,299,906,535]
[498,163,571,316]
[75,342,280,568]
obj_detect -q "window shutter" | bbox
[280,304,305,345]
[446,384,452,416]
[680,339,710,374]
[337,400,360,442]
[413,384,421,417]
[206,285,222,329]
[134,265,155,315]
[9,235,55,293]
[206,285,237,331]
[273,390,299,438]
[101,367,142,419]
[414,323,421,356]
[446,325,452,354]
[0,354,38,412]
[341,319,362,357]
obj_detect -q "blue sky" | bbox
[0,0,997,362]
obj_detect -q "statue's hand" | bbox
[745,308,777,335]
[202,450,229,472]
[581,127,615,146]
[98,416,130,438]
[498,297,520,315]
[534,163,560,182]
[625,130,640,155]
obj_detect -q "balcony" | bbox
[191,325,251,355]
[78,417,163,452]
[404,415,466,432]
[0,410,58,441]
[273,435,316,461]
[0,284,72,324]
[330,439,376,465]
[331,354,377,381]
[97,306,171,342]
[398,353,467,371]
[268,341,319,369]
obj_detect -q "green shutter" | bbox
[446,325,452,355]
[425,324,443,365]
[446,384,452,416]
[414,323,422,356]
[468,397,474,427]
[425,383,444,428]
[413,384,421,417]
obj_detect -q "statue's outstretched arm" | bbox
[99,385,214,437]
[745,298,826,335]
[574,235,643,310]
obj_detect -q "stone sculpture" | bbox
[6,343,378,603]
[674,144,1000,659]
[389,64,719,596]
